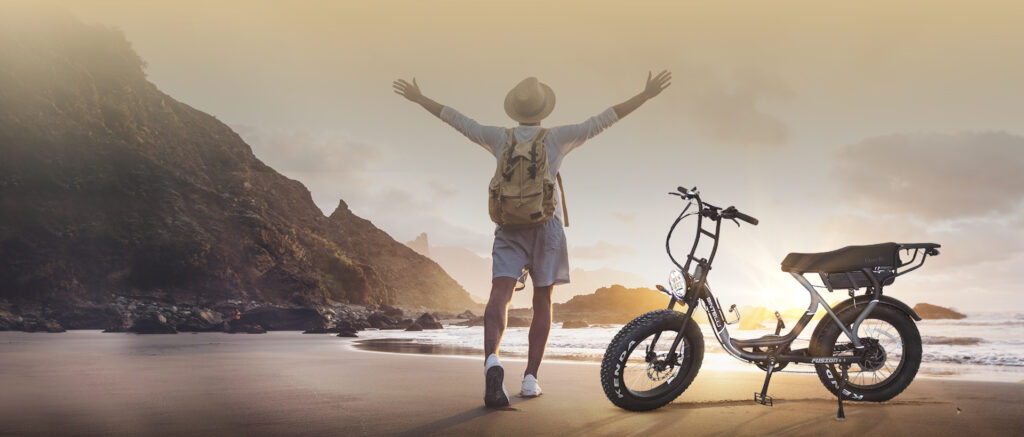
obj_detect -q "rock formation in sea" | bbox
[552,285,671,324]
[913,303,967,320]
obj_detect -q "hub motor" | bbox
[859,338,887,372]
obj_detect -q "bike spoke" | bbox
[628,367,646,389]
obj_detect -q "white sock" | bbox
[485,353,501,371]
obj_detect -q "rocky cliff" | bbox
[552,285,671,324]
[0,10,474,318]
[913,303,966,320]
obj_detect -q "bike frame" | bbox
[655,188,932,368]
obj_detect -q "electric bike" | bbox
[599,186,940,419]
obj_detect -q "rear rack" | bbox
[894,244,939,277]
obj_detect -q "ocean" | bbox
[355,311,1024,383]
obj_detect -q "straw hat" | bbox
[504,77,556,124]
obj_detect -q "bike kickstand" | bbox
[836,364,850,421]
[754,359,775,406]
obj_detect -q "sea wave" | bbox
[355,312,1024,374]
[922,352,1024,367]
[925,312,1024,327]
[921,336,983,345]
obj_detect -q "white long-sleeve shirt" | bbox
[440,106,620,223]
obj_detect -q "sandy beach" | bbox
[1,331,1022,436]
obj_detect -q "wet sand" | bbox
[1,331,1022,436]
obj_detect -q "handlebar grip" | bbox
[734,210,759,226]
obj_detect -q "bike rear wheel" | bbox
[810,305,921,402]
[600,310,703,411]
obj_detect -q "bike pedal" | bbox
[753,393,773,406]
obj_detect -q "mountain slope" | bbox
[0,10,473,311]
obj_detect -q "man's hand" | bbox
[643,70,672,99]
[613,70,672,119]
[393,78,423,103]
[393,77,443,117]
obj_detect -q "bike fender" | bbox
[829,295,922,322]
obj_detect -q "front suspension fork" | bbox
[661,298,699,364]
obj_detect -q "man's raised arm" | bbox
[548,70,672,151]
[393,77,504,153]
[612,70,672,119]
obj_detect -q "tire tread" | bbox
[600,309,703,411]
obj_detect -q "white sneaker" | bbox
[520,374,542,397]
[484,354,510,408]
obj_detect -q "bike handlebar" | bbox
[726,208,759,226]
[673,186,759,226]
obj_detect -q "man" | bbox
[393,71,671,407]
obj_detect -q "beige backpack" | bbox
[488,128,569,228]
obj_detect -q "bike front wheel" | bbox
[600,309,704,411]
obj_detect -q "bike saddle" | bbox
[781,242,901,273]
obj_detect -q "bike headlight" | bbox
[668,269,687,299]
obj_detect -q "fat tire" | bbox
[600,309,704,411]
[810,305,922,402]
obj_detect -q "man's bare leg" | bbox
[525,285,553,378]
[484,276,517,357]
[483,276,517,407]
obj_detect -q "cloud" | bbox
[351,187,494,253]
[233,125,387,178]
[817,211,1024,311]
[833,131,1024,220]
[675,67,793,147]
[821,133,1024,310]
[929,218,1024,266]
[233,125,494,252]
[428,180,457,198]
[610,211,636,224]
[821,213,1024,269]
[570,240,639,261]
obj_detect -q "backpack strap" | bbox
[502,128,516,180]
[533,127,550,143]
[527,128,565,227]
[527,128,566,227]
[528,128,549,179]
[527,128,549,162]
[557,172,569,227]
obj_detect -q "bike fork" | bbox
[663,299,698,364]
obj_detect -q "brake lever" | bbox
[729,217,740,227]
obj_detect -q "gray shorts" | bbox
[492,218,570,288]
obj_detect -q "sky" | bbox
[41,0,1024,311]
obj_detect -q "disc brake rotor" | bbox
[646,353,676,382]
